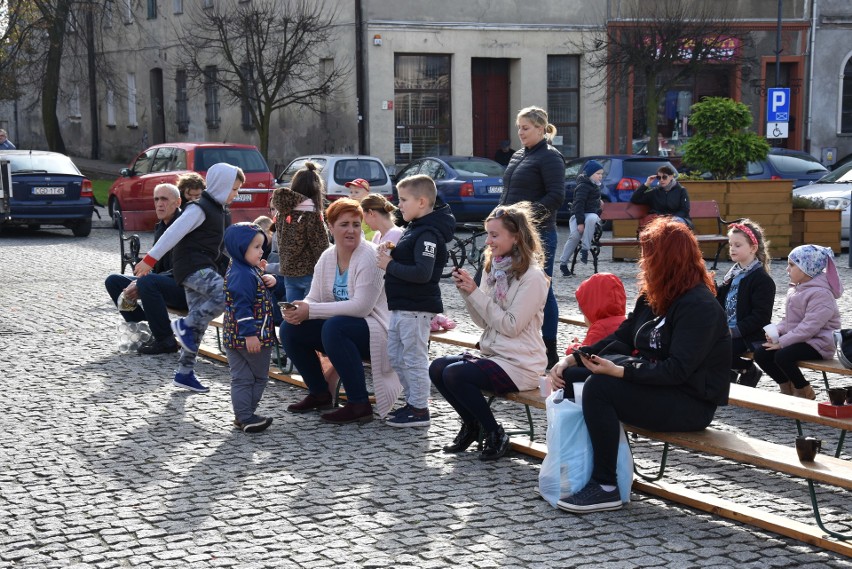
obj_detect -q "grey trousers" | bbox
[226,346,272,423]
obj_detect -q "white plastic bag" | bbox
[538,388,634,507]
[117,321,152,354]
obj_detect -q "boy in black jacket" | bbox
[378,174,455,428]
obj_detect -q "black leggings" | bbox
[429,355,506,433]
[753,342,821,389]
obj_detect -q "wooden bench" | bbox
[569,200,734,275]
[798,357,852,391]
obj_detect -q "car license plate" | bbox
[487,185,503,194]
[33,187,65,196]
[231,193,253,202]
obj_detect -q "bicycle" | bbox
[442,222,487,282]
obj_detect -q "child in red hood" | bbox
[564,273,627,355]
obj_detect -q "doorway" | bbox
[149,68,165,145]
[471,58,510,161]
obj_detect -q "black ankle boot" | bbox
[443,421,480,453]
[545,338,559,369]
[479,424,510,461]
[737,362,763,387]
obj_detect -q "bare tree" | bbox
[576,0,753,155]
[175,0,348,160]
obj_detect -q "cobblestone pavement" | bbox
[1,215,851,568]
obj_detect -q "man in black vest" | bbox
[135,163,245,393]
[105,184,186,354]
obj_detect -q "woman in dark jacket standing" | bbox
[500,106,566,367]
[555,217,731,514]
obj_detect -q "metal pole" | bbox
[848,190,851,268]
[775,0,783,87]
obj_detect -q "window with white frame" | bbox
[127,73,138,126]
[104,0,114,27]
[175,69,189,133]
[122,0,133,24]
[202,0,214,8]
[841,56,852,134]
[547,55,580,159]
[173,0,183,14]
[147,0,157,19]
[106,89,116,126]
[69,85,81,118]
[204,66,220,129]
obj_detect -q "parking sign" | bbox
[767,88,790,122]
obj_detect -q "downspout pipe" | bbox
[805,0,818,151]
[355,0,366,154]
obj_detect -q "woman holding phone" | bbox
[550,217,730,513]
[629,165,693,228]
[430,202,549,461]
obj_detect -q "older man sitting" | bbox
[104,183,187,354]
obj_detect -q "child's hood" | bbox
[224,223,267,267]
[205,163,240,204]
[575,272,627,323]
[411,197,456,242]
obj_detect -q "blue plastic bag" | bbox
[538,389,634,507]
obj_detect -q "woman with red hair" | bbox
[555,217,731,514]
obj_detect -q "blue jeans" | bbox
[285,274,313,303]
[388,310,433,409]
[280,316,371,404]
[104,272,187,343]
[177,268,225,374]
[539,225,558,341]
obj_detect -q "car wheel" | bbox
[72,217,92,237]
[109,197,121,229]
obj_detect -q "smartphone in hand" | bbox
[279,301,297,311]
[573,348,593,359]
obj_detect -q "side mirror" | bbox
[120,167,133,177]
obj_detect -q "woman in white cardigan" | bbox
[431,202,549,460]
[280,198,401,424]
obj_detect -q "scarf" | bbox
[721,258,761,287]
[486,255,514,304]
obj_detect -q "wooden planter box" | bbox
[790,209,842,253]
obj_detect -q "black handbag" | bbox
[834,329,852,369]
[597,340,656,370]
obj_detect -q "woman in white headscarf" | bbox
[753,244,843,399]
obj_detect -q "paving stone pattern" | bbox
[1,217,851,568]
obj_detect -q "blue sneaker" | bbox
[170,318,198,353]
[579,249,589,264]
[557,482,622,513]
[386,406,430,428]
[173,371,209,393]
[386,404,411,419]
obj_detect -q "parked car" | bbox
[744,148,828,188]
[809,158,852,186]
[108,143,274,231]
[276,155,394,202]
[559,155,676,222]
[0,150,95,237]
[829,151,852,172]
[793,166,852,241]
[393,156,505,222]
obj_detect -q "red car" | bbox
[108,143,274,231]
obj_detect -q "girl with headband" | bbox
[715,219,775,387]
[753,244,843,399]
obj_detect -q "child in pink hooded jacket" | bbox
[564,273,627,354]
[753,245,843,399]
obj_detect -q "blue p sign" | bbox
[767,88,790,122]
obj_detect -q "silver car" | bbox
[793,162,852,240]
[276,155,394,201]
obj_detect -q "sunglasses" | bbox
[658,174,671,180]
[493,208,518,227]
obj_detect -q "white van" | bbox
[276,155,394,201]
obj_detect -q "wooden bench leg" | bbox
[807,479,852,541]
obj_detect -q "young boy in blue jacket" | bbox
[377,174,455,427]
[223,222,277,433]
[135,163,244,393]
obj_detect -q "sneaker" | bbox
[580,249,589,264]
[241,416,273,433]
[170,318,198,353]
[173,371,209,393]
[559,263,572,277]
[557,482,622,513]
[137,338,180,355]
[386,404,411,419]
[386,406,430,428]
[479,425,510,461]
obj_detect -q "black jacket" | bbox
[630,181,692,228]
[172,192,227,285]
[571,174,602,225]
[385,199,456,313]
[152,208,181,275]
[586,285,732,406]
[500,139,565,228]
[715,267,776,348]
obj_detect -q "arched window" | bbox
[842,56,852,133]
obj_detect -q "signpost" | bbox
[766,87,790,140]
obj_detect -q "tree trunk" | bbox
[86,7,99,159]
[258,105,272,163]
[644,72,660,157]
[42,0,70,154]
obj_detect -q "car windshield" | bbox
[622,160,673,179]
[565,159,613,179]
[3,154,81,176]
[767,153,828,175]
[194,148,270,173]
[815,160,852,184]
[277,158,327,184]
[445,158,504,178]
[332,159,388,186]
